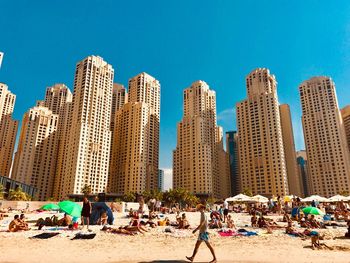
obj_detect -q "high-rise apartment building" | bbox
[173,81,230,199]
[226,131,239,196]
[12,106,59,200]
[109,73,160,194]
[299,77,350,196]
[236,68,289,196]
[158,169,164,192]
[0,83,18,177]
[54,56,114,200]
[296,150,310,197]
[279,104,302,196]
[341,105,350,152]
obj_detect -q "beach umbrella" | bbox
[328,195,347,202]
[40,203,60,211]
[252,195,268,203]
[225,194,252,202]
[58,200,82,218]
[301,195,329,203]
[302,206,324,215]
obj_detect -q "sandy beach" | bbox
[0,211,349,263]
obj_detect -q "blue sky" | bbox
[1,1,350,188]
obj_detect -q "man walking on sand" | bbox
[186,204,217,263]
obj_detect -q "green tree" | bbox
[81,184,92,196]
[339,190,349,196]
[8,187,30,201]
[206,196,217,206]
[122,192,136,202]
[243,188,253,197]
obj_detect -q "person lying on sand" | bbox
[128,215,148,234]
[58,213,72,227]
[285,221,306,238]
[101,225,135,235]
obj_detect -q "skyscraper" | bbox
[226,131,239,196]
[296,150,310,197]
[109,72,160,194]
[55,56,114,199]
[341,105,350,152]
[299,76,350,196]
[236,68,289,196]
[279,104,302,196]
[173,81,230,199]
[0,83,18,177]
[12,106,59,200]
[158,169,164,192]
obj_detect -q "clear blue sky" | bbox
[1,0,350,174]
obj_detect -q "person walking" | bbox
[81,197,92,230]
[186,204,217,263]
[223,200,229,223]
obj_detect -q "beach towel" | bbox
[30,233,60,239]
[71,233,96,240]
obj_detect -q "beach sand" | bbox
[0,211,349,263]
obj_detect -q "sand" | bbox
[0,211,349,263]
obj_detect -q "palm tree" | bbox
[0,184,4,200]
[8,187,29,201]
[122,192,136,202]
[81,184,92,196]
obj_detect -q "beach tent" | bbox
[252,195,268,203]
[225,194,252,202]
[301,195,329,203]
[328,195,348,202]
[89,202,114,225]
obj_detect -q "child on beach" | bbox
[186,204,217,263]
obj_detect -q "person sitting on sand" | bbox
[9,215,29,232]
[18,214,29,230]
[101,225,135,235]
[251,214,258,227]
[309,215,321,228]
[311,234,331,250]
[128,208,134,218]
[226,215,235,229]
[128,214,148,234]
[285,221,306,237]
[300,216,312,228]
[178,213,190,229]
[283,213,291,223]
[98,212,108,225]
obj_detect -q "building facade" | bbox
[296,150,310,197]
[299,76,350,197]
[109,73,160,194]
[341,105,350,152]
[54,56,114,199]
[158,169,164,192]
[0,83,18,177]
[226,131,239,196]
[173,81,230,199]
[279,104,302,196]
[12,106,59,200]
[236,68,289,196]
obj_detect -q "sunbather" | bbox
[178,213,190,229]
[285,221,306,237]
[101,225,135,235]
[226,215,236,229]
[251,214,258,227]
[9,215,29,232]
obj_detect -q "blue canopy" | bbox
[90,202,114,225]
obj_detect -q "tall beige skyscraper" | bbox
[55,56,114,200]
[12,106,59,200]
[279,104,302,196]
[299,77,350,196]
[236,68,289,196]
[109,73,160,194]
[36,84,73,201]
[341,105,350,152]
[173,81,230,199]
[0,83,18,177]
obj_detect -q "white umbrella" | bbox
[225,194,252,202]
[252,195,269,203]
[328,195,348,202]
[301,195,329,203]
